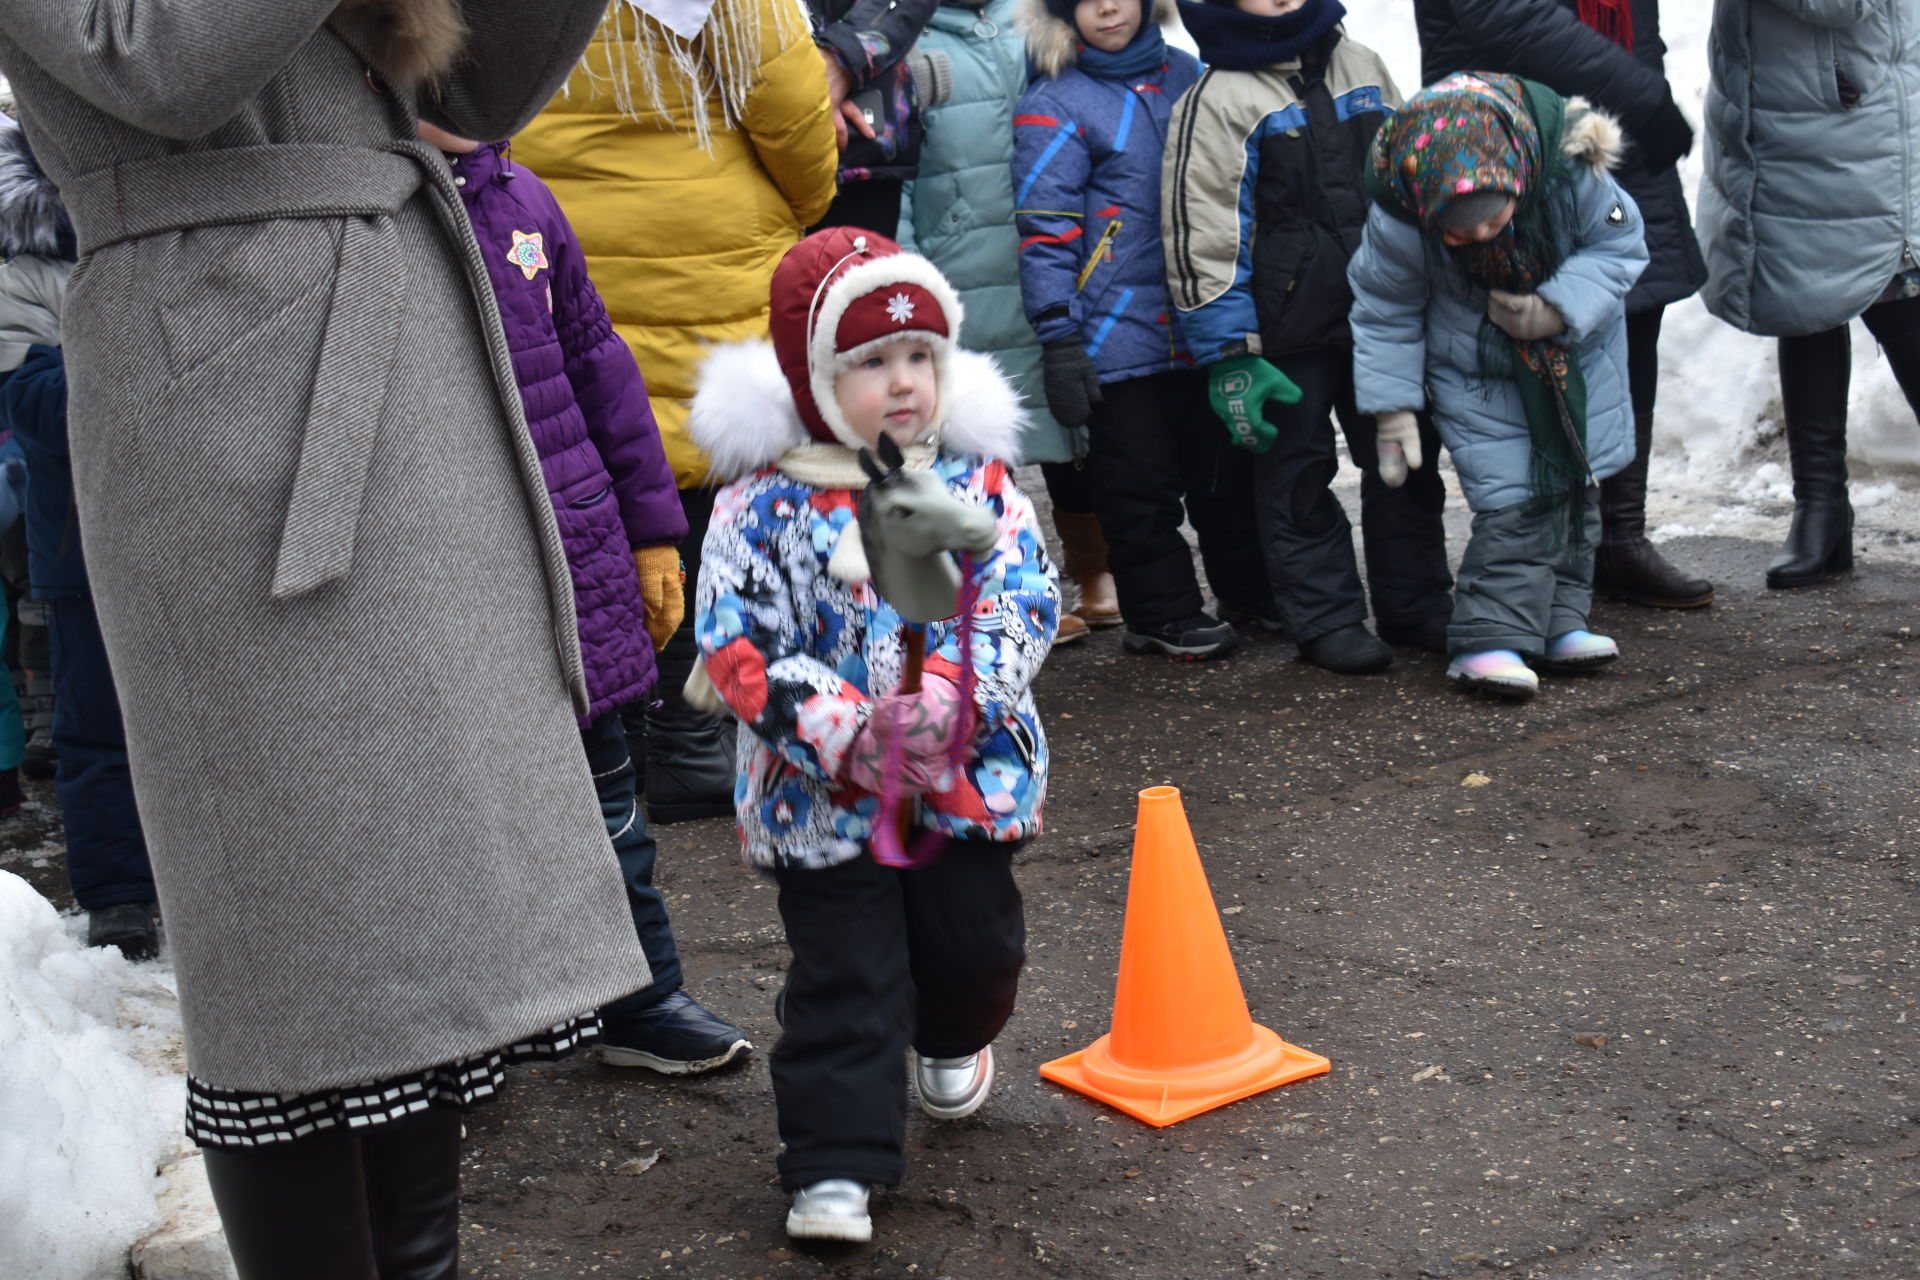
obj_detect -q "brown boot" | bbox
[1053,511,1122,628]
[1053,611,1090,646]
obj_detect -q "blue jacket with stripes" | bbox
[1012,48,1200,385]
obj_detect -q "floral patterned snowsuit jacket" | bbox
[696,453,1058,869]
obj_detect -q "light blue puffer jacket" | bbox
[1348,113,1648,514]
[1698,0,1920,337]
[901,0,1073,464]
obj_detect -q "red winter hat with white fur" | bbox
[768,227,965,449]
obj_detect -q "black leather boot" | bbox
[641,621,736,824]
[1768,328,1855,589]
[1594,411,1714,607]
[87,901,161,961]
[202,1107,462,1280]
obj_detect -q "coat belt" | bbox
[64,144,451,599]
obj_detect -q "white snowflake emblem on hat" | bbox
[886,292,916,325]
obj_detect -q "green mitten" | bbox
[1207,355,1303,454]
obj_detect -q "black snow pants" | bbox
[1083,369,1272,629]
[1253,346,1454,642]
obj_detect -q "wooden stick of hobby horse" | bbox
[896,623,927,845]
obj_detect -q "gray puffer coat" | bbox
[1698,0,1920,336]
[0,0,650,1094]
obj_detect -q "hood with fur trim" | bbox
[328,0,469,86]
[767,228,970,452]
[1018,0,1178,79]
[1560,99,1623,173]
[0,121,73,262]
[689,342,1027,485]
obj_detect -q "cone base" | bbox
[1039,1023,1330,1128]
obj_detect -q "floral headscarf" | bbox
[1371,73,1538,235]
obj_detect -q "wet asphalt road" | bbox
[6,527,1911,1278]
[446,533,1918,1280]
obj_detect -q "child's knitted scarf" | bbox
[1367,73,1595,551]
[1073,23,1168,82]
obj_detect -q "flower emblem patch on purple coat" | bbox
[507,229,550,280]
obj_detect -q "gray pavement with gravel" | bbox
[10,530,1913,1278]
[434,534,1918,1280]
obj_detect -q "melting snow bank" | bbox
[1647,296,1920,563]
[0,870,196,1280]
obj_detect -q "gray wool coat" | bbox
[1698,0,1920,337]
[0,0,654,1094]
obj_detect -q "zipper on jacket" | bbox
[1077,219,1122,291]
[1901,5,1915,270]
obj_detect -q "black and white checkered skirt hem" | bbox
[185,1015,600,1149]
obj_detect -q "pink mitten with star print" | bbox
[845,673,965,795]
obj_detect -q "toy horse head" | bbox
[851,434,996,624]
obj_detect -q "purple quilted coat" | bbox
[454,141,686,723]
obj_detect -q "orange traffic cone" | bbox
[1040,786,1329,1126]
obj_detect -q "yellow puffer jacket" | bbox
[516,0,839,488]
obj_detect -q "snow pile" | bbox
[0,871,186,1280]
[1173,1,1920,560]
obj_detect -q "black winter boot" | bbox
[1297,623,1393,674]
[1594,411,1714,607]
[203,1106,463,1280]
[1769,329,1855,589]
[87,901,161,961]
[642,622,736,824]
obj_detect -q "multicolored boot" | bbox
[1539,630,1620,672]
[1446,649,1539,701]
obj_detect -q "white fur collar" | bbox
[689,342,1029,486]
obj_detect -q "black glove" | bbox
[1041,338,1104,429]
[1634,94,1694,174]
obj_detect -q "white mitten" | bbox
[1374,410,1423,488]
[1486,289,1567,341]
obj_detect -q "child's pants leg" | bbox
[1447,501,1559,657]
[772,855,915,1191]
[1173,370,1274,618]
[1250,348,1366,641]
[1548,490,1603,638]
[580,714,682,1011]
[0,594,22,773]
[1336,403,1455,633]
[903,837,1028,1059]
[52,593,156,910]
[1086,373,1210,628]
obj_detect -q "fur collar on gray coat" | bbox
[1017,0,1178,78]
[0,120,73,261]
[329,0,470,85]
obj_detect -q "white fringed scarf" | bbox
[575,0,807,153]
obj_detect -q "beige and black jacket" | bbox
[1163,29,1401,364]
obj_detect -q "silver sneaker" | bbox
[913,1045,995,1120]
[786,1179,872,1242]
